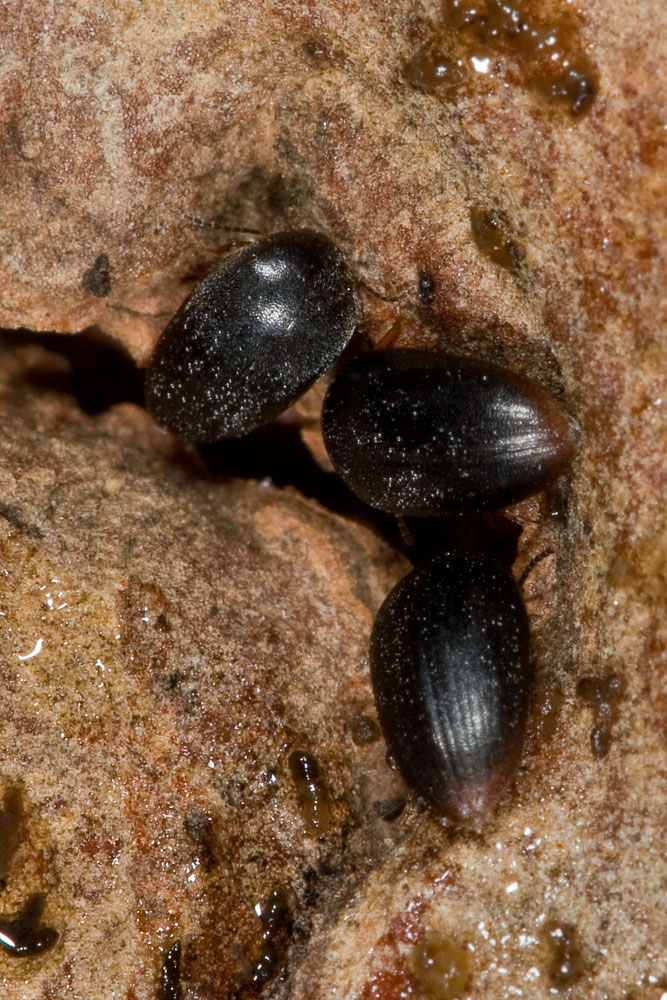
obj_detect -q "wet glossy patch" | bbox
[237,887,292,992]
[288,750,333,834]
[0,894,58,958]
[577,672,626,757]
[470,206,524,273]
[157,942,182,1000]
[543,919,585,988]
[404,0,597,117]
[532,682,564,740]
[412,931,472,999]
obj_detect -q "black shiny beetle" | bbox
[370,553,532,822]
[328,349,577,821]
[322,348,576,517]
[145,231,576,824]
[145,231,358,442]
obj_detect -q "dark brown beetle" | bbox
[321,348,576,517]
[145,231,358,442]
[370,554,531,822]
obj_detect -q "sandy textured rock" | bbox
[0,0,666,997]
[1,0,665,367]
[0,346,408,999]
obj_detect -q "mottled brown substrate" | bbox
[0,348,408,999]
[0,0,665,996]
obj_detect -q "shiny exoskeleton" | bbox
[145,231,358,441]
[370,554,531,821]
[322,348,576,516]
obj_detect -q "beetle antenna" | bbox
[355,794,409,831]
[396,516,415,548]
[175,211,263,240]
[356,268,436,307]
[519,548,554,587]
[355,275,414,304]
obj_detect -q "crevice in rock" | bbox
[197,424,407,550]
[0,327,144,414]
[0,330,521,570]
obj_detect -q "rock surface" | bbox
[0,346,408,999]
[0,0,665,997]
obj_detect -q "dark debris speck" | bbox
[82,254,112,298]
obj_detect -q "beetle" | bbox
[370,553,532,822]
[321,348,576,517]
[145,231,358,442]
